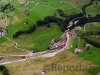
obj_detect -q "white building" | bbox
[74,47,83,53]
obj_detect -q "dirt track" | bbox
[0,31,71,65]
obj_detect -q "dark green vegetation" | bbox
[0,3,15,13]
[11,24,63,51]
[0,0,99,52]
[13,0,100,46]
[0,0,100,75]
[88,67,100,75]
[68,0,100,67]
[70,23,100,66]
[86,0,100,16]
[69,37,100,66]
[11,0,100,68]
[75,23,100,48]
[0,0,74,51]
[68,0,100,66]
[0,65,9,75]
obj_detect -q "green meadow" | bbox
[0,72,3,75]
[69,23,100,66]
[4,0,74,51]
[0,0,100,75]
[11,24,63,51]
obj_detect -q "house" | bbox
[74,47,83,53]
[23,10,29,15]
[0,28,7,37]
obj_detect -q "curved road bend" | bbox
[0,31,70,65]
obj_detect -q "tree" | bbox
[0,65,9,75]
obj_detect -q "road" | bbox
[0,31,71,65]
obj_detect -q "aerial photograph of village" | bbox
[0,0,100,75]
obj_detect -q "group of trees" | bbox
[36,16,58,26]
[13,0,99,38]
[0,65,9,75]
[82,0,95,13]
[78,31,100,36]
[63,13,85,29]
[57,9,67,17]
[76,30,100,48]
[13,12,100,38]
[13,25,36,38]
[13,15,66,38]
[67,14,100,30]
[82,36,100,48]
[12,0,100,48]
[36,16,65,31]
[0,3,15,13]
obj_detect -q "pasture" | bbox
[1,0,74,51]
[69,22,100,66]
[0,72,3,75]
[5,50,96,75]
[0,0,100,75]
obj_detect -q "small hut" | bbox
[0,28,7,37]
[74,47,83,53]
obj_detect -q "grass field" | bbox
[86,1,100,16]
[5,50,96,75]
[0,37,8,44]
[0,41,28,56]
[0,0,100,75]
[78,47,100,66]
[11,24,63,51]
[89,67,100,75]
[1,0,74,51]
[0,0,99,63]
[0,72,3,75]
[69,22,100,67]
[1,0,98,52]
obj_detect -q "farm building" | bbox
[0,28,7,37]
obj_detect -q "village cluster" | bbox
[49,33,67,50]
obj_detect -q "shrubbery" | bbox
[13,25,36,38]
[57,9,67,17]
[13,16,65,38]
[13,12,100,38]
[82,0,95,13]
[0,3,15,13]
[13,0,100,40]
[0,65,9,75]
[82,36,100,48]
